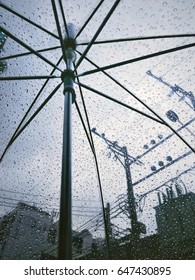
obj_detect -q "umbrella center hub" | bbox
[63,37,76,50]
[61,69,76,103]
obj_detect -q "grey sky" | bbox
[0,0,195,237]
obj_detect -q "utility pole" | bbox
[92,128,142,240]
[123,146,140,240]
[146,70,195,111]
[105,203,112,239]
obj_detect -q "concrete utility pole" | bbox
[92,128,141,240]
[105,203,113,239]
[123,146,140,240]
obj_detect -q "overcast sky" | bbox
[0,0,195,237]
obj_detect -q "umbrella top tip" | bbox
[63,23,77,50]
[67,23,75,36]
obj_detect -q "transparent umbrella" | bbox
[0,0,195,260]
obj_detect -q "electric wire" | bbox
[75,50,191,132]
[75,53,195,153]
[132,150,193,187]
[129,50,195,132]
[145,49,194,108]
[1,0,195,260]
[73,162,195,236]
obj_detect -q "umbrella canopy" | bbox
[0,0,195,260]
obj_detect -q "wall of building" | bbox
[0,203,52,259]
[0,204,93,260]
[155,192,195,246]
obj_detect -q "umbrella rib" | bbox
[135,117,195,161]
[74,0,121,70]
[0,46,61,61]
[0,75,60,81]
[77,81,195,154]
[75,0,105,39]
[76,81,164,125]
[76,50,161,115]
[58,0,69,37]
[0,27,63,72]
[77,42,195,77]
[76,51,195,153]
[77,33,195,45]
[0,55,62,158]
[0,2,59,40]
[74,68,111,258]
[0,83,62,162]
[74,67,95,147]
[76,50,181,129]
[140,165,195,198]
[51,0,67,63]
[74,101,94,152]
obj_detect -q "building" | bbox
[154,188,195,246]
[73,229,93,259]
[0,202,93,260]
[117,188,195,259]
[41,222,93,259]
[0,202,52,259]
